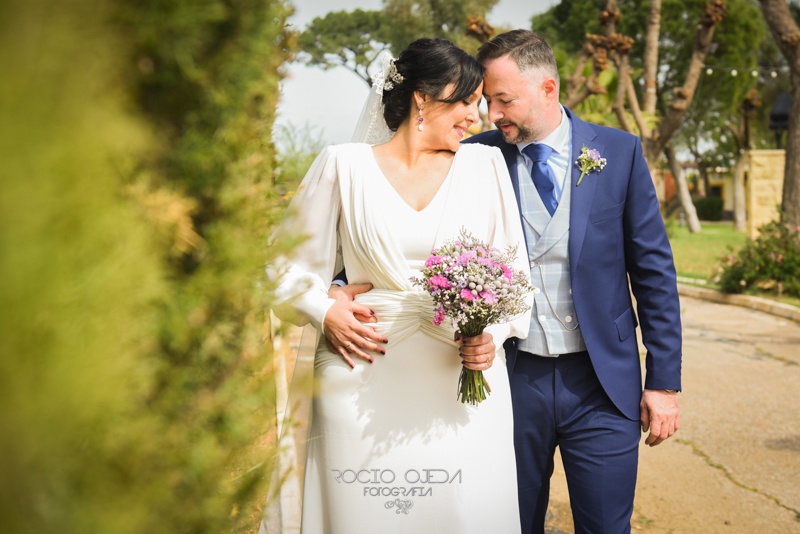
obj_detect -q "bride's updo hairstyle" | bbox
[382,38,485,131]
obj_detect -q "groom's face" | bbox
[482,55,553,145]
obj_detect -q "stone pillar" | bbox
[746,150,785,238]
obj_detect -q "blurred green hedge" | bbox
[693,197,724,221]
[0,0,292,532]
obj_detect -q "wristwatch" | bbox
[663,389,679,393]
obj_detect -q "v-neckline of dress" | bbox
[367,145,457,213]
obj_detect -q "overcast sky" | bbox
[277,0,557,146]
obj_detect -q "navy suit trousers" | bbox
[510,351,641,534]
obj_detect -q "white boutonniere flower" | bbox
[575,146,607,186]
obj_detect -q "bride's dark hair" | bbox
[382,38,485,131]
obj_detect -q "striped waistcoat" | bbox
[517,170,587,357]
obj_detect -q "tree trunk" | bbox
[784,81,800,232]
[759,0,800,233]
[732,152,747,231]
[665,146,702,233]
[726,111,749,232]
[642,0,661,113]
[695,159,709,197]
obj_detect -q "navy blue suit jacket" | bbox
[465,107,682,421]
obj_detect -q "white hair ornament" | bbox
[350,54,397,144]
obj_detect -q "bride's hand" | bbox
[329,283,376,323]
[324,283,388,368]
[456,332,496,371]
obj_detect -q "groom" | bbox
[330,29,681,533]
[460,29,682,533]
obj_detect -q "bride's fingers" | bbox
[461,360,493,371]
[350,303,377,323]
[338,344,356,369]
[460,352,494,370]
[351,324,388,348]
[344,341,376,364]
[458,333,495,358]
[350,327,390,357]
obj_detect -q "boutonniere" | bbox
[575,146,607,186]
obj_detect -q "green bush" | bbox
[715,219,800,298]
[693,197,724,221]
[0,0,292,532]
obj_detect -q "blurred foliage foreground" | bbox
[0,0,294,531]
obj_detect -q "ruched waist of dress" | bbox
[354,289,458,349]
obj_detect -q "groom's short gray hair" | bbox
[477,29,560,85]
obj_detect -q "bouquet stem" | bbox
[457,367,492,406]
[457,325,491,406]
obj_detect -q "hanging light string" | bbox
[701,65,786,79]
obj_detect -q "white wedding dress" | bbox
[274,142,531,534]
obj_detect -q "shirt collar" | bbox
[516,106,570,156]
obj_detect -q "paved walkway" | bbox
[545,293,800,533]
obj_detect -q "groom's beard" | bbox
[495,120,535,145]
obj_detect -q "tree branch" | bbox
[626,74,650,139]
[563,39,608,108]
[612,54,634,133]
[655,0,727,154]
[565,50,590,102]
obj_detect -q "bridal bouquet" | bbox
[411,228,532,405]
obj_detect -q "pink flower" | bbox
[433,307,446,326]
[458,251,476,265]
[429,274,451,289]
[501,264,512,280]
[426,256,443,267]
[460,289,477,301]
[479,291,498,304]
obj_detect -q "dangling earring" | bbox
[417,106,424,131]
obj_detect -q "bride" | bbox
[271,37,531,533]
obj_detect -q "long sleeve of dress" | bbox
[271,147,342,332]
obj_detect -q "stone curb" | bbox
[677,283,800,324]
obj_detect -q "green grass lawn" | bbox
[667,222,748,280]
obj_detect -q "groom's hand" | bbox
[640,389,680,447]
[456,332,496,371]
[323,283,387,368]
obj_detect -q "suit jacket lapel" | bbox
[566,108,601,275]
[498,141,521,204]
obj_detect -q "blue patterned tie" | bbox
[522,143,557,216]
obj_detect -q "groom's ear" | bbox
[541,77,558,100]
